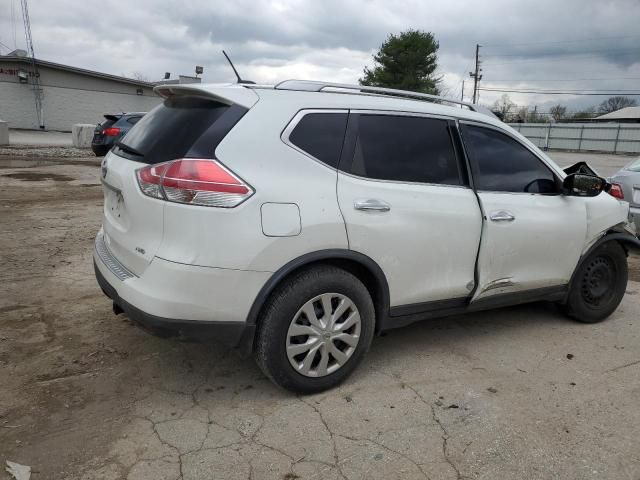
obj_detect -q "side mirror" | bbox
[562,173,607,197]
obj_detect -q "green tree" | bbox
[360,30,441,94]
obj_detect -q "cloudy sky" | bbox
[2,0,640,113]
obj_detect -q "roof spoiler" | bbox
[153,84,259,109]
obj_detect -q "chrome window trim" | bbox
[280,108,349,169]
[336,169,472,190]
[349,109,457,121]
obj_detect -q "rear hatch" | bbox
[100,87,257,276]
[93,114,121,145]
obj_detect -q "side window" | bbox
[347,114,461,185]
[288,113,348,168]
[461,124,558,194]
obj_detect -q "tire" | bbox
[562,241,628,323]
[92,146,109,157]
[254,265,375,393]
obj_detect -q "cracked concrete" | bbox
[2,153,640,480]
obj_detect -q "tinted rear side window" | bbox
[461,124,558,194]
[116,97,230,164]
[346,114,461,185]
[288,113,348,168]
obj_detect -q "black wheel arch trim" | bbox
[244,249,391,331]
[565,231,639,301]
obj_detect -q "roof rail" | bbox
[273,80,497,118]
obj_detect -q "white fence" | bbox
[508,123,640,154]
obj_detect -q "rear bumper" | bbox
[93,231,270,351]
[94,262,254,348]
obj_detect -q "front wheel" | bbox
[562,241,628,323]
[254,266,375,393]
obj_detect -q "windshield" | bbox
[626,158,640,172]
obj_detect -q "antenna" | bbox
[222,50,255,85]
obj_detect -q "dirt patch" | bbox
[0,159,61,169]
[2,172,74,182]
[2,152,640,480]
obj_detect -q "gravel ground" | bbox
[1,151,639,480]
[0,146,94,158]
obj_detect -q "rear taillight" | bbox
[102,127,121,136]
[136,159,253,207]
[608,183,624,200]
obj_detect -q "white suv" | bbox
[94,80,640,393]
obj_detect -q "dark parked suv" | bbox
[91,112,145,156]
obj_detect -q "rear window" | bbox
[288,113,348,168]
[98,118,116,130]
[115,97,231,164]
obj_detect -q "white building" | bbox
[594,106,640,124]
[0,52,164,131]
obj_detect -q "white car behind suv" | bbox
[94,80,640,393]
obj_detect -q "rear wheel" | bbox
[254,266,375,393]
[92,146,109,157]
[562,241,628,323]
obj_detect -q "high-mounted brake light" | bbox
[136,159,253,207]
[608,183,624,200]
[102,127,121,136]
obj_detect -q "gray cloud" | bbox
[1,0,639,111]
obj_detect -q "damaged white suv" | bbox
[94,80,640,393]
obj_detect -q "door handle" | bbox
[489,210,515,222]
[354,199,391,212]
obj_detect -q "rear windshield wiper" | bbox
[115,141,144,157]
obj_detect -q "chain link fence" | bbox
[508,123,640,154]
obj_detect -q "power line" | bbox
[485,77,640,82]
[479,87,640,96]
[482,34,640,48]
[483,51,640,66]
[484,47,640,58]
[484,87,640,93]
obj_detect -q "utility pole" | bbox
[469,44,482,104]
[20,0,44,129]
[461,80,465,102]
